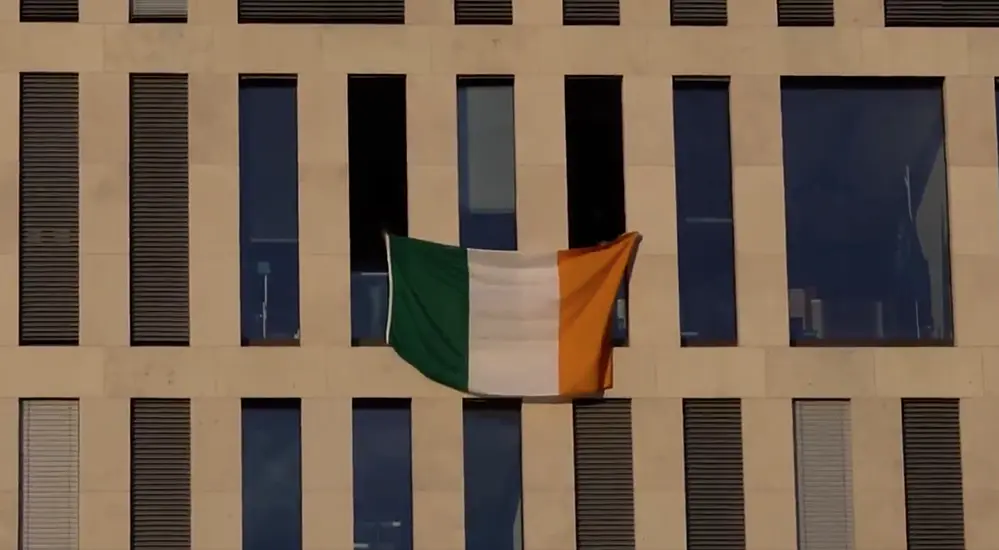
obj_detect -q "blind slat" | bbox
[885,0,999,26]
[455,0,513,24]
[21,399,80,550]
[778,0,835,26]
[794,400,855,550]
[131,0,187,21]
[563,0,620,25]
[671,0,727,25]
[238,0,405,24]
[21,0,78,21]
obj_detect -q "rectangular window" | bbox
[573,399,635,549]
[239,76,301,347]
[781,77,953,346]
[670,0,727,25]
[901,398,965,549]
[348,75,408,346]
[130,74,190,346]
[20,399,79,550]
[793,399,854,550]
[454,0,512,24]
[20,72,79,346]
[563,0,619,25]
[130,0,186,22]
[673,77,737,346]
[353,399,413,550]
[241,399,303,550]
[777,0,834,26]
[565,75,628,346]
[457,76,517,251]
[238,0,404,23]
[463,400,522,550]
[21,0,77,21]
[131,399,191,550]
[683,398,745,550]
[885,0,999,27]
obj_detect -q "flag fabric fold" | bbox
[385,232,641,397]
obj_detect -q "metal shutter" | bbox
[683,398,745,550]
[901,398,965,550]
[131,0,186,22]
[671,0,727,25]
[238,0,405,23]
[778,0,834,25]
[572,399,635,549]
[131,398,191,550]
[130,74,190,346]
[885,0,999,26]
[455,0,512,24]
[20,73,79,346]
[20,399,79,550]
[20,0,77,21]
[563,0,620,25]
[793,400,854,550]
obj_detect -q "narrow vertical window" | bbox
[457,76,517,251]
[239,77,301,346]
[348,75,408,346]
[20,72,79,346]
[20,399,79,550]
[573,399,635,549]
[564,75,629,345]
[463,399,522,550]
[793,399,854,550]
[130,74,190,346]
[241,399,303,550]
[353,399,413,550]
[131,399,191,550]
[20,0,77,21]
[673,77,737,346]
[130,0,186,22]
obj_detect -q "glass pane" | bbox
[353,400,413,550]
[463,401,523,550]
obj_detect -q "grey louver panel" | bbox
[885,0,999,26]
[20,399,80,550]
[455,0,512,24]
[131,398,192,550]
[778,0,834,25]
[20,73,80,346]
[20,0,78,21]
[238,0,405,23]
[671,0,727,25]
[683,398,745,550]
[130,74,190,346]
[793,400,854,550]
[563,0,620,25]
[901,398,965,550]
[131,0,186,22]
[573,399,635,549]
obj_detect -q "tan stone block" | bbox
[734,253,789,347]
[745,489,798,550]
[431,27,525,75]
[968,30,999,76]
[320,26,432,74]
[730,75,783,166]
[102,348,221,397]
[408,165,460,245]
[634,490,686,550]
[412,397,463,491]
[217,350,329,397]
[192,491,242,549]
[189,252,240,347]
[298,73,348,164]
[623,77,673,167]
[631,398,684,491]
[0,0,15,23]
[560,28,647,76]
[79,491,130,550]
[192,398,242,493]
[625,166,677,256]
[664,348,767,397]
[607,347,659,398]
[301,398,352,491]
[299,254,350,348]
[0,400,17,492]
[80,0,126,23]
[0,348,105,397]
[729,0,776,26]
[80,398,130,492]
[80,73,128,164]
[0,491,16,550]
[79,163,128,255]
[0,73,17,160]
[413,490,465,550]
[406,0,452,25]
[522,490,575,550]
[302,491,354,549]
[513,0,560,24]
[15,24,104,72]
[860,28,969,76]
[961,398,999,492]
[213,26,323,73]
[944,77,998,167]
[626,253,680,350]
[648,28,784,77]
[834,0,884,26]
[948,170,999,256]
[79,253,129,347]
[742,399,795,491]
[515,165,567,251]
[407,74,457,167]
[952,254,999,347]
[521,403,574,491]
[515,76,565,166]
[189,74,238,166]
[764,348,877,397]
[783,28,865,75]
[0,254,17,347]
[851,398,907,550]
[189,0,235,24]
[873,348,983,397]
[620,0,669,26]
[298,164,349,256]
[965,489,999,550]
[732,166,786,255]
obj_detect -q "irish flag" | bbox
[385,232,641,397]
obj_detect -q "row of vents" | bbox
[19,0,999,27]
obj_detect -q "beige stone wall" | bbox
[1,0,999,548]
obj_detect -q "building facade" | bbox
[5,0,999,549]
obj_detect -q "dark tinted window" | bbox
[463,400,523,550]
[353,399,413,550]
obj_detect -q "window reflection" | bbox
[353,399,413,550]
[781,77,953,345]
[463,400,523,550]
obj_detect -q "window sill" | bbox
[351,338,390,347]
[681,338,739,347]
[241,338,301,347]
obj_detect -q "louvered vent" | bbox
[793,400,854,550]
[131,398,191,550]
[130,74,190,346]
[455,0,512,24]
[20,0,77,21]
[671,0,727,25]
[20,73,79,346]
[131,0,186,22]
[238,0,405,23]
[901,398,965,550]
[20,399,79,550]
[572,399,635,549]
[885,0,999,26]
[563,0,620,25]
[778,0,834,25]
[683,398,745,550]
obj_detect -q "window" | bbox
[563,0,619,25]
[777,0,834,26]
[20,72,79,346]
[463,400,522,550]
[353,399,413,550]
[885,0,999,27]
[238,0,404,23]
[458,76,517,251]
[130,0,186,22]
[455,0,512,24]
[671,0,727,25]
[130,74,190,346]
[781,77,953,346]
[349,75,408,346]
[20,399,79,550]
[20,0,77,22]
[239,77,300,346]
[241,399,303,550]
[565,75,629,345]
[131,399,191,550]
[673,77,737,346]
